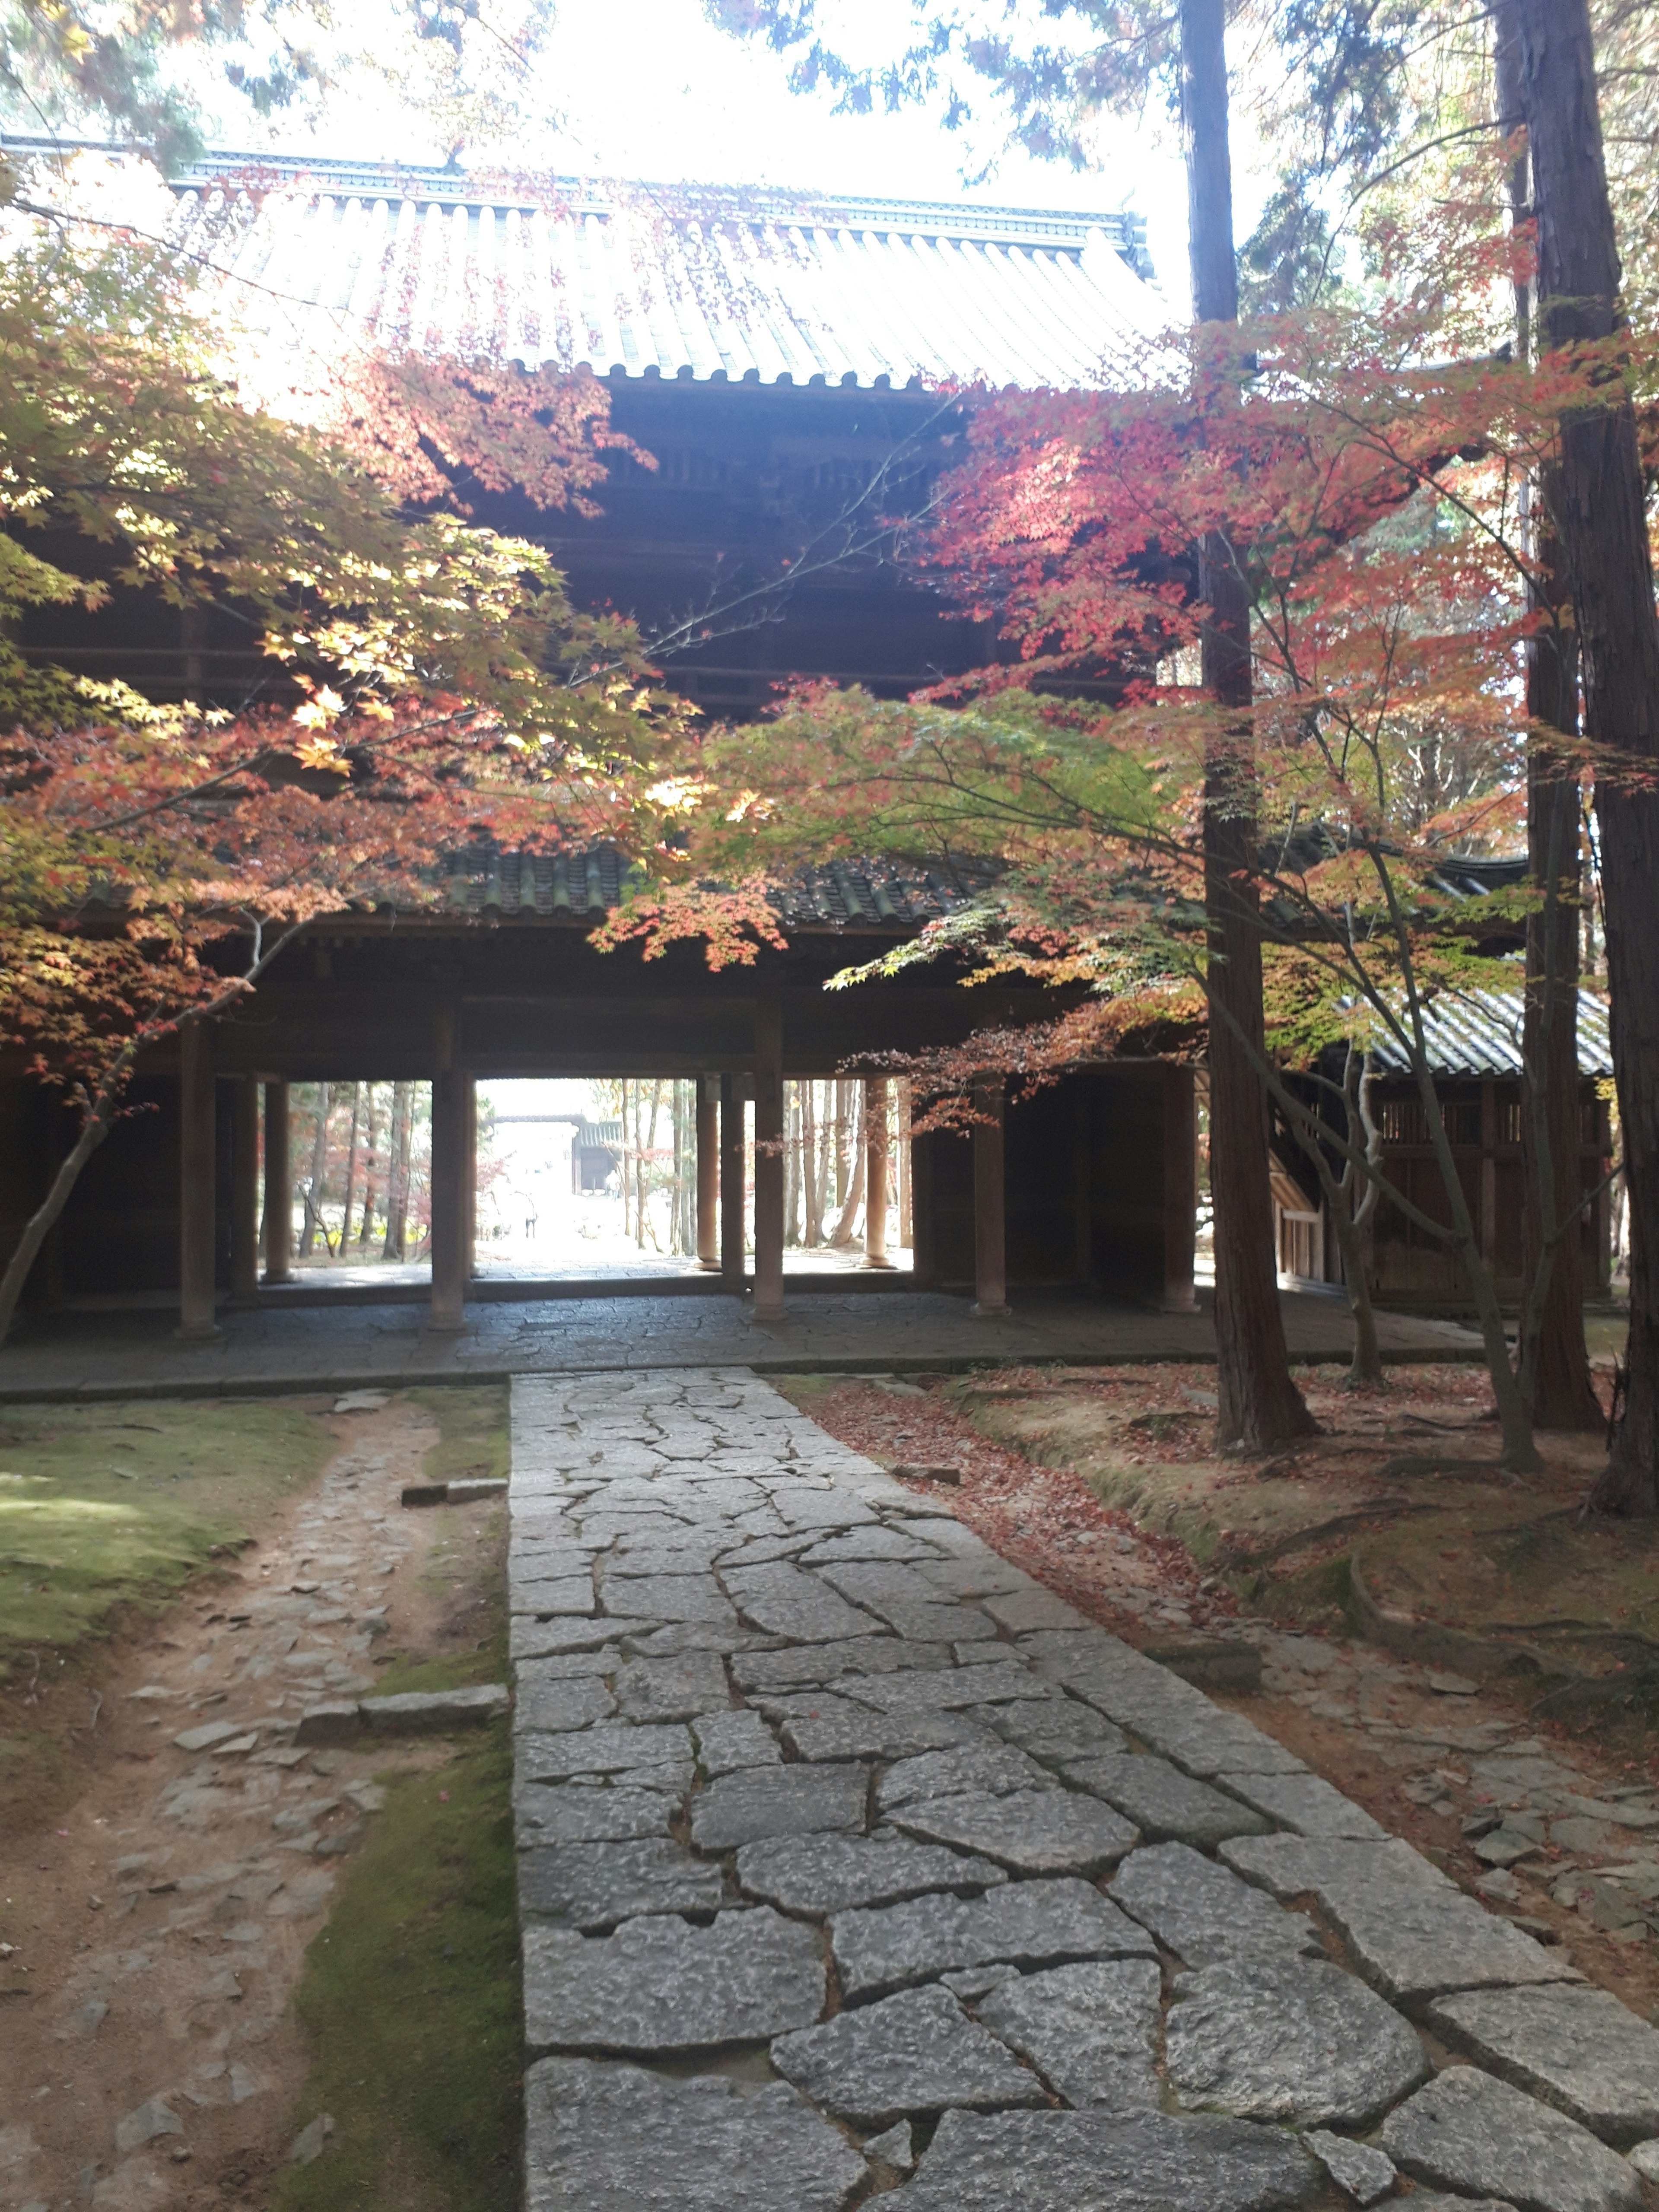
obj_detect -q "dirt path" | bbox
[783,1372,1659,2028]
[0,1395,472,2212]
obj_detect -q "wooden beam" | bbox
[696,1078,720,1270]
[972,1077,1008,1317]
[263,1080,292,1283]
[231,1074,259,1298]
[176,1021,219,1339]
[753,995,785,1322]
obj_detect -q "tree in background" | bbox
[0,209,694,1341]
[1505,0,1659,1512]
[623,187,1630,1471]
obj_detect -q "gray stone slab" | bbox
[736,1834,1007,1914]
[815,1563,999,1643]
[1428,1984,1659,2145]
[891,2108,1320,2211]
[1065,1754,1270,1848]
[722,1563,884,1643]
[876,1742,1054,1815]
[510,1617,651,1659]
[693,1709,782,1775]
[977,1958,1163,2110]
[1119,1704,1308,1779]
[732,1638,945,1691]
[1213,1770,1387,1841]
[690,1763,869,1850]
[986,1699,1128,1764]
[524,2056,865,2212]
[518,1722,692,1783]
[619,1622,765,1657]
[600,1574,741,1628]
[982,1587,1097,1634]
[514,1675,618,1735]
[892,1789,1138,1878]
[862,2120,914,2171]
[1111,1842,1322,1967]
[514,1783,672,1845]
[511,1577,597,1618]
[1165,1958,1427,2126]
[771,1984,1046,2128]
[834,1662,1045,1713]
[1221,1834,1583,2003]
[518,1838,725,1930]
[832,1877,1156,2002]
[524,1906,826,2055]
[1303,2131,1396,2207]
[1381,2067,1643,2212]
[800,1528,940,1564]
[612,1652,731,1723]
[782,1707,985,1764]
[1403,2199,1518,2212]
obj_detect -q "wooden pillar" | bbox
[230,1075,260,1298]
[262,1080,292,1283]
[753,996,785,1322]
[1072,1081,1095,1285]
[176,1020,219,1339]
[429,1002,468,1332]
[464,1074,479,1277]
[1162,1063,1198,1313]
[864,1076,894,1267]
[696,1078,720,1269]
[911,1127,935,1284]
[972,1077,1008,1317]
[720,1075,747,1289]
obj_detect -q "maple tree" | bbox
[621,172,1633,1475]
[0,211,692,1343]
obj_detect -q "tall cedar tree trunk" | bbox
[803,1084,823,1247]
[300,1081,331,1254]
[382,1081,411,1258]
[1181,0,1317,1448]
[356,1084,381,1250]
[830,1082,867,1245]
[1496,6,1603,1430]
[339,1083,363,1251]
[1512,0,1659,1508]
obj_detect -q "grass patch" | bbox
[0,1397,334,1678]
[271,1722,522,2212]
[407,1385,510,1490]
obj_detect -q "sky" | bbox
[177,0,1274,312]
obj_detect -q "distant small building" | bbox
[572,1120,623,1193]
[1270,990,1614,1306]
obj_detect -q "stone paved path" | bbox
[1,1287,1480,1402]
[508,1370,1659,2212]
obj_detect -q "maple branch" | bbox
[0,915,305,1346]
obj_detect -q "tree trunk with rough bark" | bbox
[1495,1,1603,1432]
[300,1081,331,1255]
[1511,0,1659,1509]
[1181,0,1317,1450]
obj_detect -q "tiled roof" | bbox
[439,843,988,927]
[1366,989,1612,1079]
[140,151,1164,391]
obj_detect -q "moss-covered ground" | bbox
[0,1395,335,1672]
[274,1382,521,2212]
[0,1395,335,1826]
[939,1363,1659,1707]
